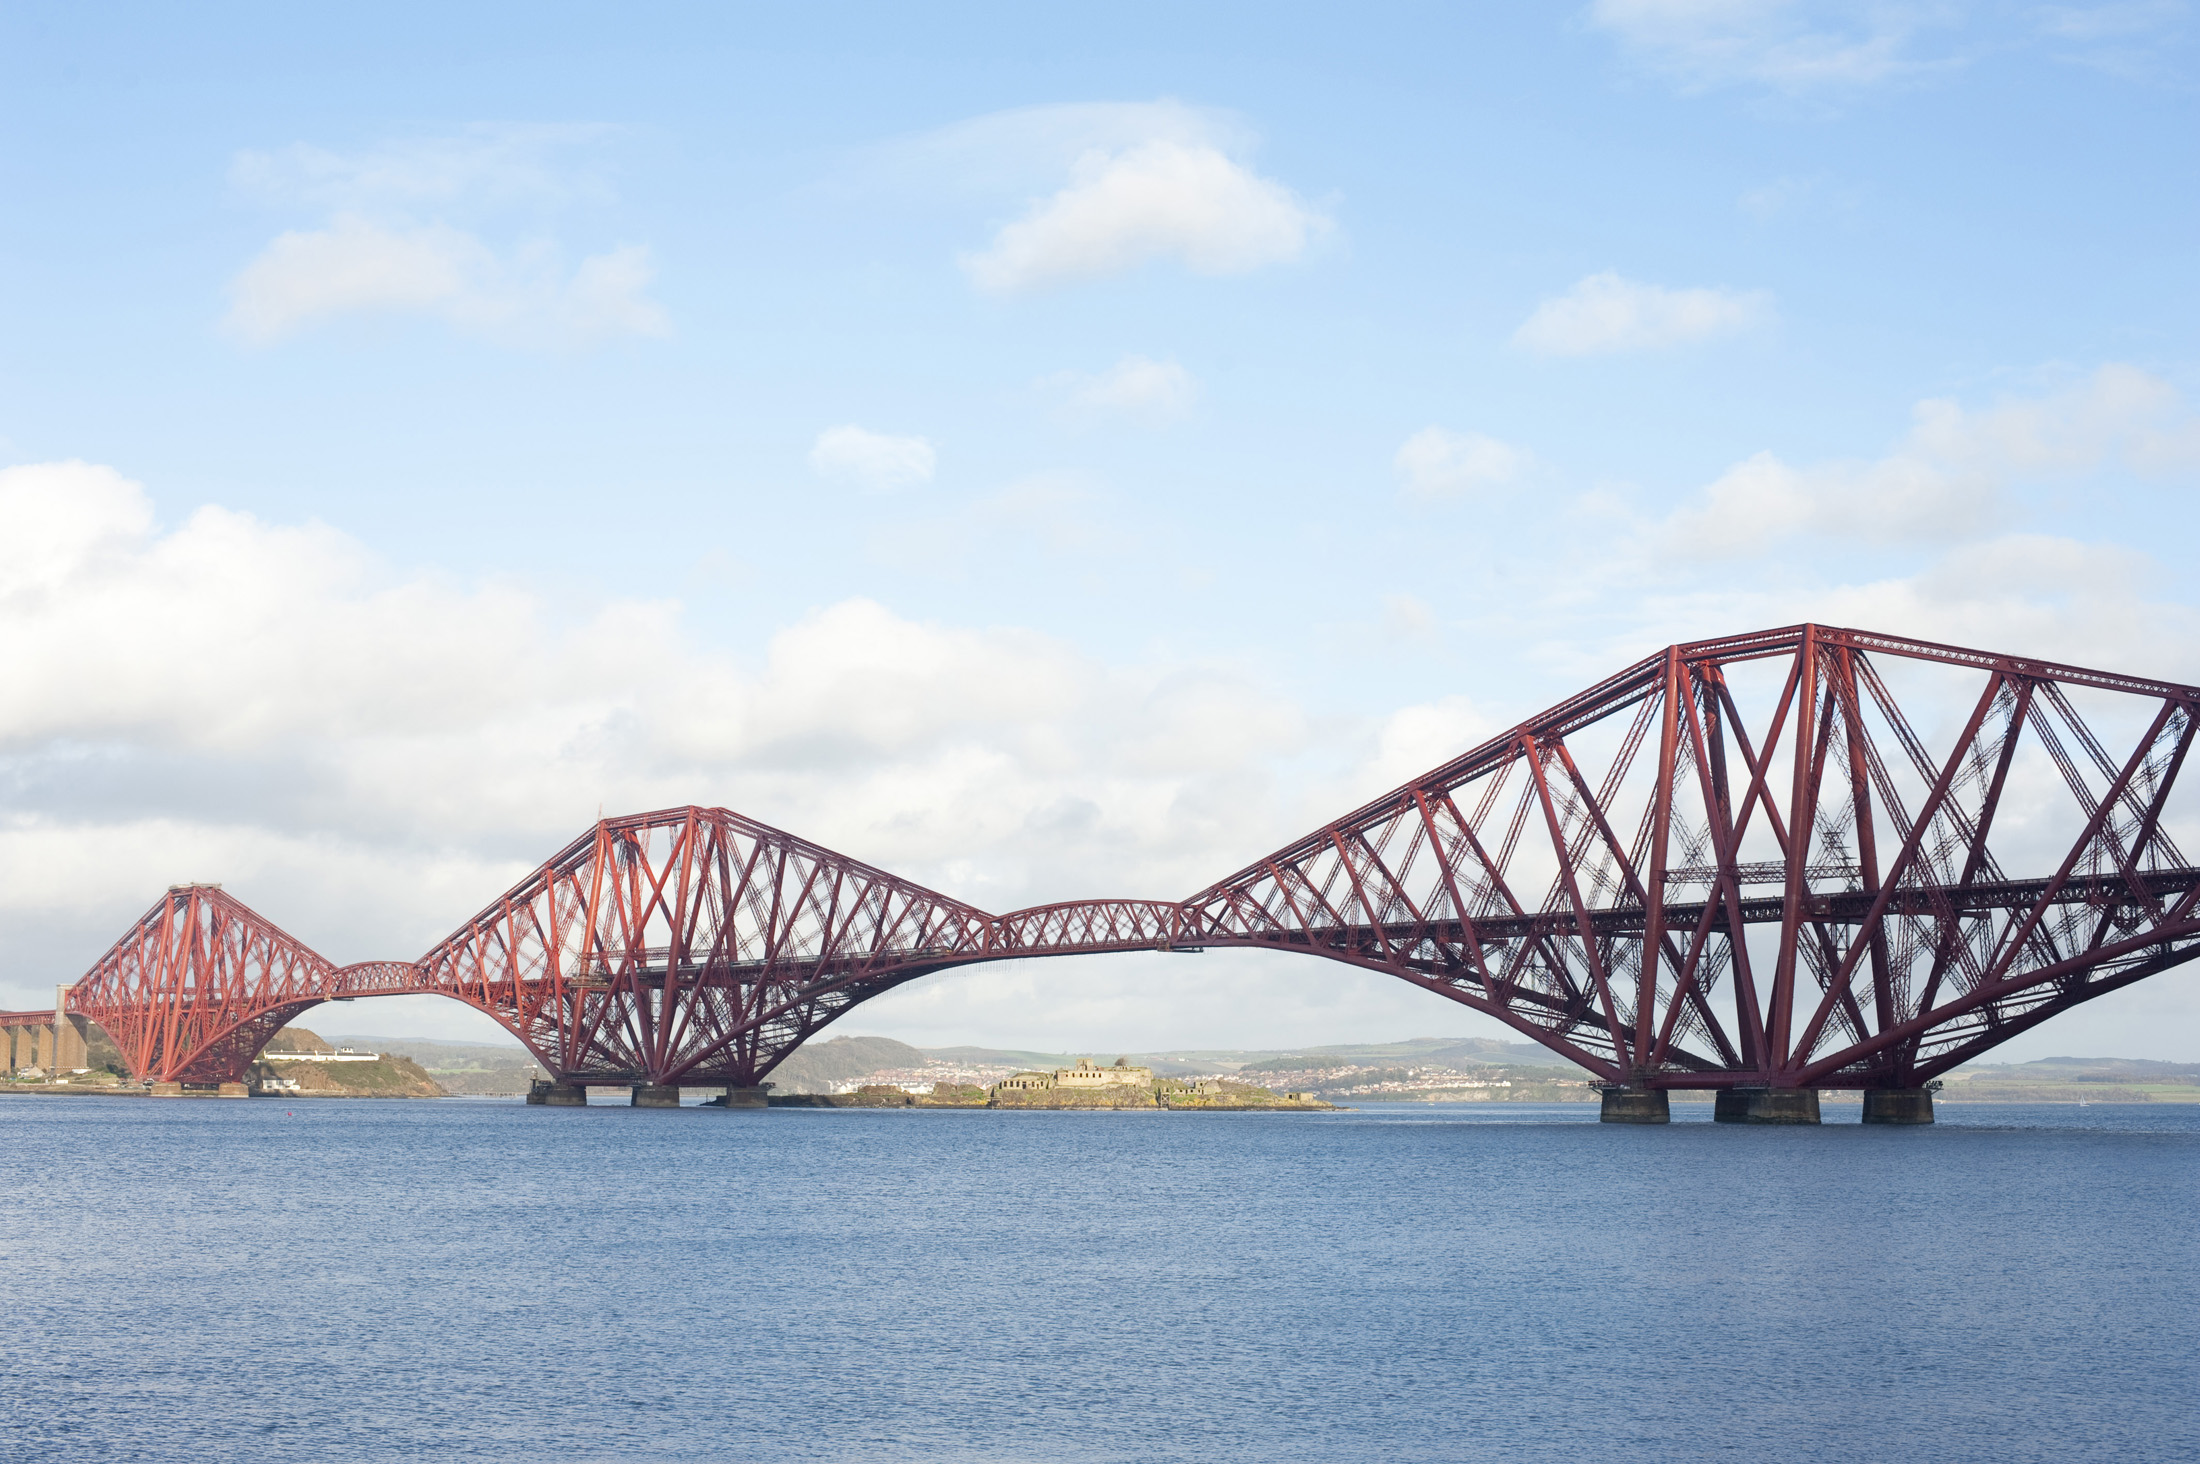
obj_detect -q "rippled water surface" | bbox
[3,1096,2196,1463]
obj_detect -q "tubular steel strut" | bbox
[57,625,2200,1090]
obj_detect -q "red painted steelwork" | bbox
[71,886,335,1084]
[47,625,2200,1092]
[1179,625,2200,1089]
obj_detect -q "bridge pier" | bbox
[1861,1088,1935,1124]
[1599,1086,1670,1124]
[631,1084,682,1108]
[718,1086,770,1108]
[1714,1088,1821,1124]
[149,1081,183,1098]
[526,1081,589,1107]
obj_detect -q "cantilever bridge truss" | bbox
[53,625,2200,1091]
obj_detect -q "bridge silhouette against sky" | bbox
[12,624,2200,1125]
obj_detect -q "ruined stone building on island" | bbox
[994,1057,1152,1093]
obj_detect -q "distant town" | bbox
[9,1025,2200,1106]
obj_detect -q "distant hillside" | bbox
[1941,1055,2200,1103]
[266,1025,338,1054]
[255,1026,447,1097]
[268,1022,2200,1103]
[320,1034,547,1095]
[922,1045,1210,1077]
[768,1036,929,1093]
[760,1034,1584,1091]
[1239,1037,1578,1072]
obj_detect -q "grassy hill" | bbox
[319,1034,547,1095]
[1939,1056,2200,1103]
[256,1027,447,1097]
[1236,1037,1579,1071]
[768,1035,929,1089]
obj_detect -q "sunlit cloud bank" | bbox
[7,365,2200,1046]
[1661,364,2200,555]
[0,460,1462,1002]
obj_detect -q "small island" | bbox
[247,1028,447,1098]
[773,1056,1333,1110]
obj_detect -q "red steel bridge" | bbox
[14,625,2200,1123]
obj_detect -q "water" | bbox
[3,1098,2195,1464]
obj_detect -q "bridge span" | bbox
[17,624,2200,1124]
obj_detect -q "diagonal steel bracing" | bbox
[62,624,2200,1091]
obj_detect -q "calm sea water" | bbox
[2,1096,2195,1464]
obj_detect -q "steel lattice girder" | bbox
[56,624,2200,1090]
[1178,625,2200,1087]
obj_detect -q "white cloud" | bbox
[873,101,1242,195]
[1513,271,1772,356]
[227,217,479,339]
[0,461,1296,928]
[1906,362,2200,475]
[230,126,614,213]
[1588,0,1945,90]
[1810,534,2200,671]
[1395,427,1537,500]
[963,138,1325,293]
[1361,695,1495,789]
[808,425,937,492]
[225,220,666,346]
[1662,365,2200,556]
[223,130,665,348]
[1045,356,1199,421]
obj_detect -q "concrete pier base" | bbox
[1599,1086,1670,1124]
[720,1086,770,1108]
[149,1081,184,1098]
[1714,1087,1821,1124]
[215,1082,250,1099]
[1861,1088,1935,1125]
[631,1084,682,1108]
[526,1082,589,1107]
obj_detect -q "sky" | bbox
[3,1,2199,1059]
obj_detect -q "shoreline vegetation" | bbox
[6,1024,2197,1105]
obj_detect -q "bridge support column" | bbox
[215,1082,250,1099]
[1861,1088,1935,1125]
[54,988,88,1071]
[631,1084,682,1108]
[1599,1086,1669,1124]
[718,1086,770,1109]
[1714,1088,1820,1124]
[149,1081,184,1098]
[526,1081,589,1107]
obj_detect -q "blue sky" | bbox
[4,2,2199,1057]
